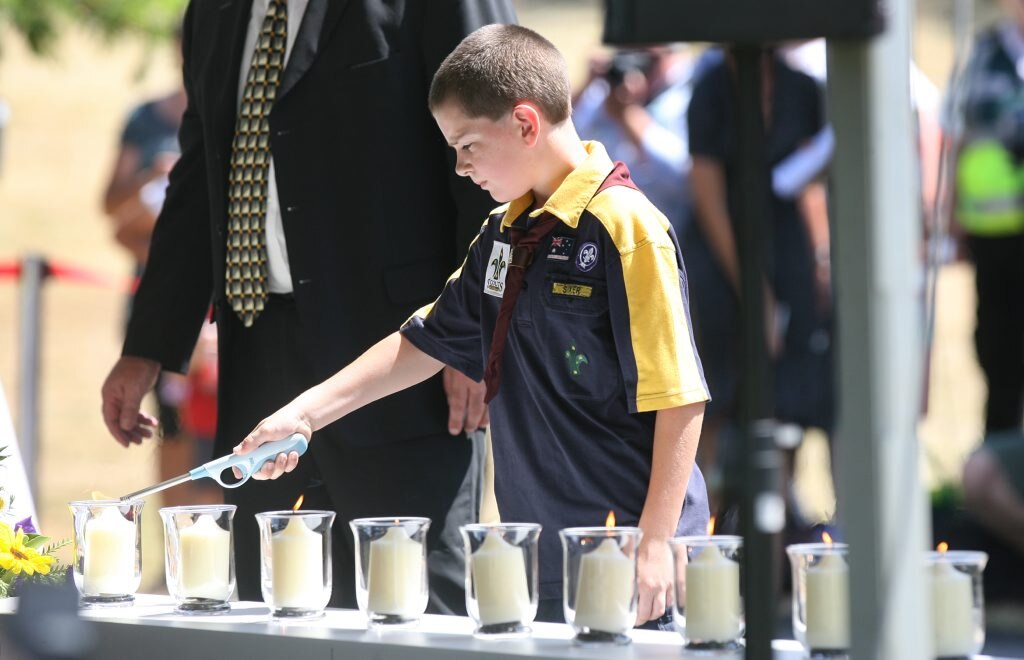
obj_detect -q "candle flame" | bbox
[822,531,833,545]
[605,510,616,528]
[707,516,716,536]
[292,494,304,511]
[937,541,949,553]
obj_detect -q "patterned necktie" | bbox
[482,214,560,403]
[225,0,288,327]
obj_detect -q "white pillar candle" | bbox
[573,538,635,633]
[471,531,531,625]
[83,507,136,595]
[271,517,323,608]
[179,515,231,600]
[805,552,850,649]
[684,544,741,642]
[931,561,975,657]
[367,526,423,616]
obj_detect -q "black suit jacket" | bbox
[124,0,515,447]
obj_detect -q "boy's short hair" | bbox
[429,24,571,125]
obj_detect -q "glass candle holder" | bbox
[670,535,744,651]
[256,510,335,619]
[69,499,144,607]
[350,517,430,627]
[159,505,237,614]
[786,542,850,658]
[560,526,642,645]
[926,550,987,658]
[460,523,541,638]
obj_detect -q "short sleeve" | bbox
[687,67,727,162]
[120,104,150,148]
[401,226,488,381]
[796,72,826,140]
[593,191,710,413]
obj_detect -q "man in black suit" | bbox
[100,0,515,612]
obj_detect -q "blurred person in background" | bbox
[99,0,515,613]
[948,0,1024,557]
[686,47,834,530]
[573,46,719,242]
[101,25,219,508]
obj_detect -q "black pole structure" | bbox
[602,3,886,657]
[731,46,782,660]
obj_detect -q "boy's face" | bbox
[433,101,537,204]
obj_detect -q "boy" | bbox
[234,24,709,626]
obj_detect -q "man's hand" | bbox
[232,405,312,481]
[635,536,674,625]
[442,367,488,435]
[101,356,161,447]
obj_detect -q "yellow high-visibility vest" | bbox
[956,139,1024,236]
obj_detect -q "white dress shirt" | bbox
[236,0,310,294]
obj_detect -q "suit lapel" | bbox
[213,0,253,174]
[277,0,348,101]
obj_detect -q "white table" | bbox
[0,595,1010,659]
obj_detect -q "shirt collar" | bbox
[500,141,614,231]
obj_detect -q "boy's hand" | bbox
[635,536,674,625]
[232,405,312,480]
[442,367,488,435]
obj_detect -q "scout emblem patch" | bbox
[575,242,599,272]
[547,235,575,261]
[565,341,589,376]
[484,241,510,298]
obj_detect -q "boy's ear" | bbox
[511,103,541,147]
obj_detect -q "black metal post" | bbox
[732,46,781,660]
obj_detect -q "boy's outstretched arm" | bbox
[232,332,446,480]
[635,401,705,625]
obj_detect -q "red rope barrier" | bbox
[0,261,20,280]
[47,261,135,293]
[0,258,136,293]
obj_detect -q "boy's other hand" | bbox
[232,405,312,480]
[635,536,674,625]
[443,367,489,435]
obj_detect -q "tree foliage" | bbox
[0,0,188,57]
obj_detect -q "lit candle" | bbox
[805,552,850,650]
[367,525,424,616]
[179,515,231,600]
[573,538,635,633]
[83,507,136,595]
[271,517,323,608]
[684,544,741,642]
[931,560,975,657]
[471,531,530,625]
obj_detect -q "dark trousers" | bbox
[968,235,1024,433]
[215,295,478,613]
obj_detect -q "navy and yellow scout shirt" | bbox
[401,141,710,600]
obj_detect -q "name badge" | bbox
[551,282,593,298]
[484,241,511,298]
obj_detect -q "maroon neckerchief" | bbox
[482,161,638,403]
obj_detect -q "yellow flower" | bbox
[0,522,14,551]
[0,528,54,576]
